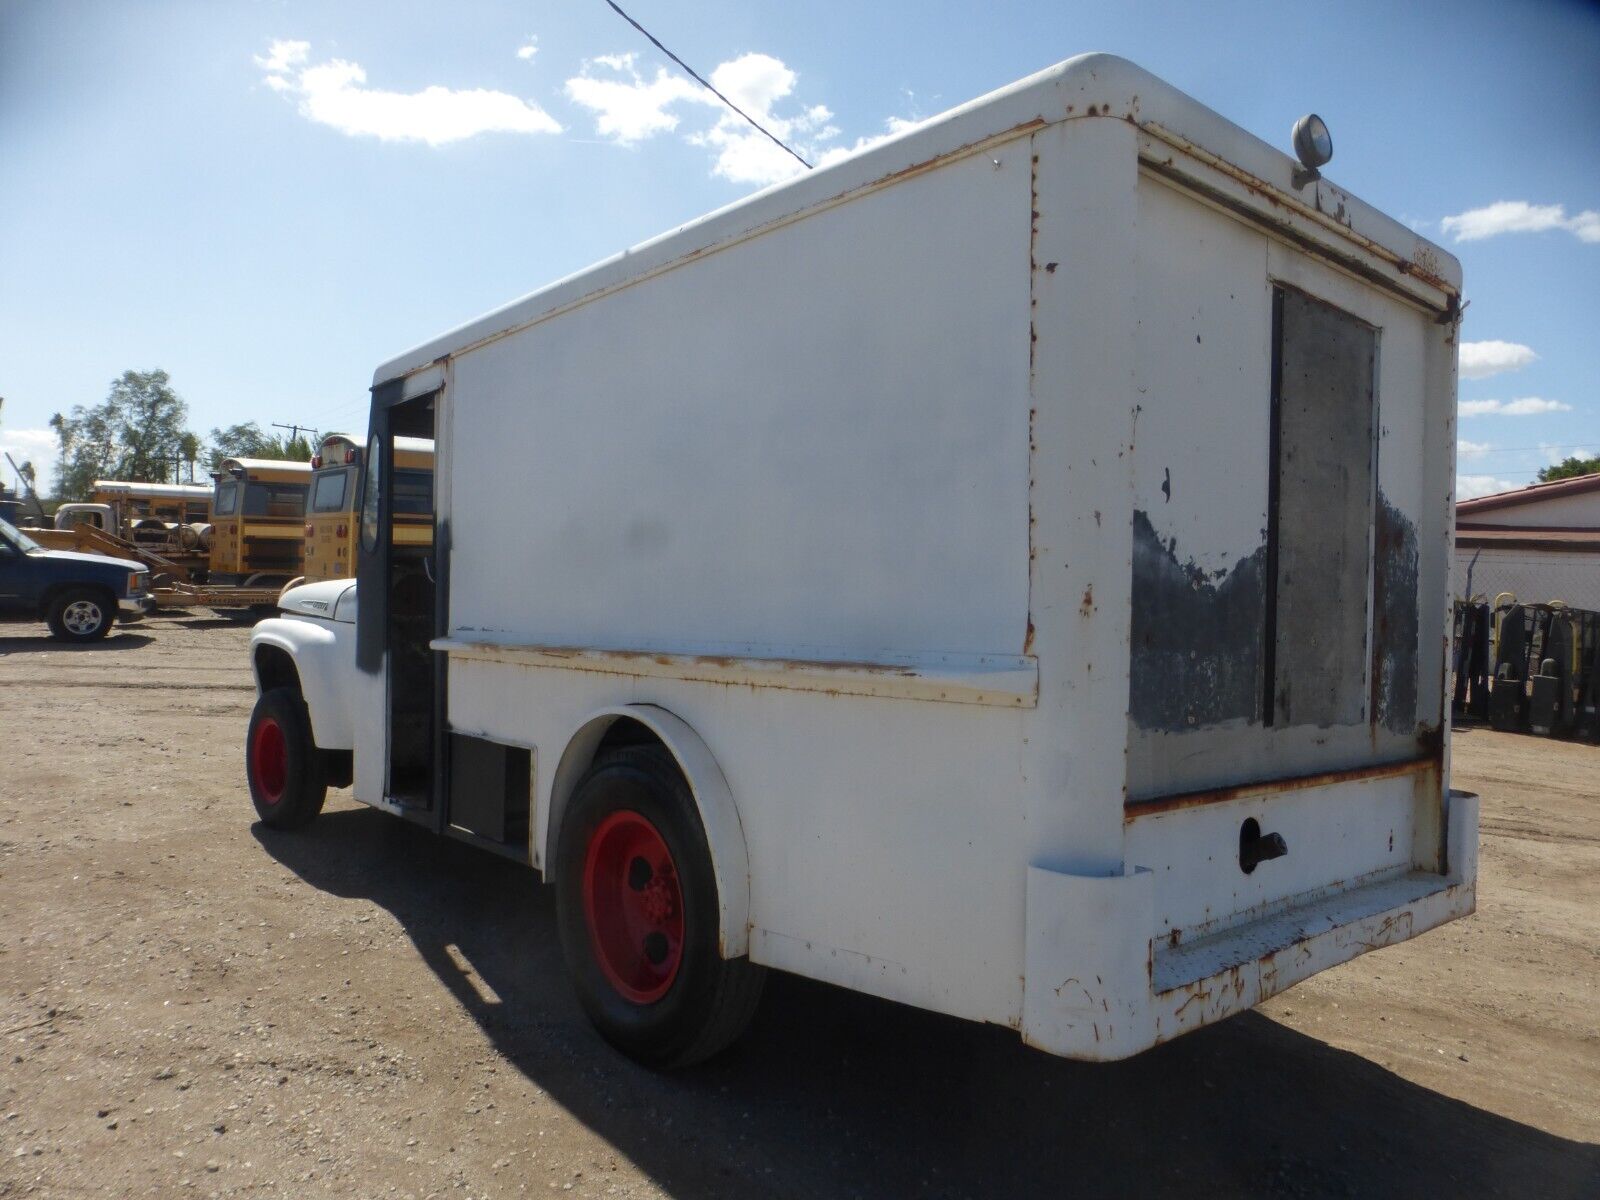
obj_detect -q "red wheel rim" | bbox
[251,717,288,806]
[581,810,685,1004]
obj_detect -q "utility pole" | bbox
[272,422,320,446]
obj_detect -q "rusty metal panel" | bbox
[1372,493,1420,732]
[1128,177,1270,733]
[1127,178,1444,802]
[1268,286,1376,727]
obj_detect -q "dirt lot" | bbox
[1,616,1596,1199]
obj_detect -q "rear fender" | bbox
[546,705,751,959]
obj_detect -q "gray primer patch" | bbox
[1129,510,1266,731]
[1372,491,1419,734]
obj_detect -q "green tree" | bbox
[177,432,203,482]
[50,369,196,499]
[206,423,315,471]
[1536,455,1600,483]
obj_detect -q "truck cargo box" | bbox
[254,53,1475,1063]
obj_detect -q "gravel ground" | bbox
[1,615,1596,1198]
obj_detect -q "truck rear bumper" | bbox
[1020,790,1478,1061]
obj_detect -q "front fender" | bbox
[250,616,355,750]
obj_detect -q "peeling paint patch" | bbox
[1129,510,1265,731]
[1372,491,1419,734]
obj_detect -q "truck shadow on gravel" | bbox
[257,805,1600,1200]
[0,631,155,654]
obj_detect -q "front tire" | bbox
[46,588,115,642]
[555,745,765,1068]
[246,687,328,829]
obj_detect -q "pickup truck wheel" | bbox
[556,745,765,1069]
[46,589,115,642]
[247,687,327,829]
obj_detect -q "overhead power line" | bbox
[599,0,813,172]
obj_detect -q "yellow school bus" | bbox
[209,458,313,586]
[303,433,433,583]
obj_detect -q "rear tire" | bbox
[46,588,115,642]
[246,687,328,829]
[555,745,765,1068]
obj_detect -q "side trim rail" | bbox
[432,637,1038,708]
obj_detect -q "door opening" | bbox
[382,393,439,806]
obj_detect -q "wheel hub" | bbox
[250,717,288,805]
[581,810,686,1004]
[63,600,103,635]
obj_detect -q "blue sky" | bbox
[2,0,1595,498]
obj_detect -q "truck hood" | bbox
[279,579,357,623]
[36,548,144,572]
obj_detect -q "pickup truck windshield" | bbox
[0,515,44,554]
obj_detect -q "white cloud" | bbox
[1459,396,1571,417]
[1457,475,1520,501]
[1542,442,1596,465]
[564,54,703,143]
[686,54,838,185]
[1458,339,1537,380]
[815,116,924,168]
[566,51,909,187]
[1457,439,1492,460]
[0,428,58,496]
[1500,397,1571,415]
[516,37,539,61]
[255,39,310,75]
[1440,200,1600,244]
[257,39,561,146]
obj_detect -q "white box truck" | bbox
[247,53,1476,1067]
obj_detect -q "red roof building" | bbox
[1454,472,1600,609]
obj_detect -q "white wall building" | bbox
[1454,473,1600,610]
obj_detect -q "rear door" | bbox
[1124,171,1451,942]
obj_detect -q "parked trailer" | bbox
[248,54,1477,1066]
[89,479,212,530]
[150,581,287,611]
[40,482,214,576]
[28,518,202,584]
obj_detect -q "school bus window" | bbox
[242,483,309,518]
[312,468,351,513]
[393,469,433,516]
[215,481,240,516]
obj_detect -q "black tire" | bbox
[555,745,765,1068]
[46,588,116,642]
[246,687,328,829]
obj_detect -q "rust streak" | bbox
[873,117,1047,191]
[1125,754,1437,820]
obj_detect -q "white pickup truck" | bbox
[248,53,1476,1069]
